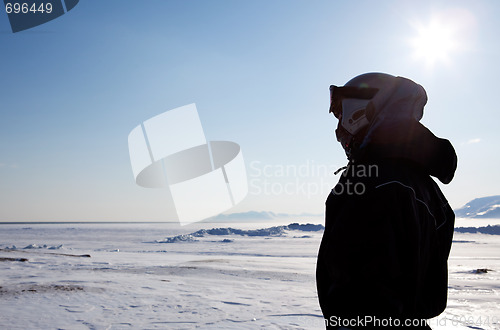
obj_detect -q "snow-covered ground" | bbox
[0,218,499,329]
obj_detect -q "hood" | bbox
[353,77,457,184]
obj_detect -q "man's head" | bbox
[330,72,426,158]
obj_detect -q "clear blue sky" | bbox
[1,0,499,221]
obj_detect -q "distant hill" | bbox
[208,211,276,221]
[202,211,323,222]
[454,196,500,218]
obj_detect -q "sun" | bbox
[410,19,458,67]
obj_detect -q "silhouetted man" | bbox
[316,73,457,329]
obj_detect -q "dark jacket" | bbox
[316,120,457,329]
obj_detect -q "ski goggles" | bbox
[329,85,379,118]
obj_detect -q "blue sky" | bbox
[1,0,499,221]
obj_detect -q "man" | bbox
[316,73,457,329]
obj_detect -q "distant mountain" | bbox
[208,211,276,221]
[202,211,324,222]
[454,196,500,218]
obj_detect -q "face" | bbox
[329,84,378,158]
[335,112,352,152]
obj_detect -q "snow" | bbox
[154,223,324,243]
[0,219,499,329]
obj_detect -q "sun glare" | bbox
[409,8,476,69]
[410,19,457,67]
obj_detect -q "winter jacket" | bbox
[316,118,457,329]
